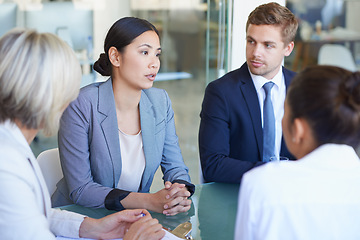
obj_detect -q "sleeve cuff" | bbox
[171,179,195,197]
[104,189,131,211]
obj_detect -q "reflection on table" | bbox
[60,182,240,240]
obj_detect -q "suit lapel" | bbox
[280,67,296,158]
[98,79,121,186]
[138,91,157,191]
[239,65,296,160]
[239,64,263,158]
[283,67,293,90]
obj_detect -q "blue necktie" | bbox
[263,82,275,162]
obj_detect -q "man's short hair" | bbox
[246,2,298,45]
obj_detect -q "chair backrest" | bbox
[36,148,62,195]
[318,44,357,72]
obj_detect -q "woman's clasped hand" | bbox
[152,182,192,216]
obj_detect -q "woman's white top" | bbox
[0,121,84,239]
[117,129,146,192]
[234,143,360,240]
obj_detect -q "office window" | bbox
[1,0,231,185]
[286,0,360,71]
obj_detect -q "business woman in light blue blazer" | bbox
[52,17,194,216]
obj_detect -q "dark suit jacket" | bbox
[199,63,296,183]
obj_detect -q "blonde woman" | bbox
[0,29,164,240]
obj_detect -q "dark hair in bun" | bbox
[287,65,360,149]
[93,17,159,76]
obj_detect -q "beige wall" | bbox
[346,1,360,33]
[93,0,131,73]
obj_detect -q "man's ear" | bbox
[284,41,294,57]
[108,47,120,67]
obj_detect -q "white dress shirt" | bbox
[250,67,286,159]
[0,121,84,239]
[234,143,360,240]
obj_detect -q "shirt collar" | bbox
[0,120,33,157]
[249,66,283,92]
[300,143,360,169]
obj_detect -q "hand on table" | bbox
[124,210,165,240]
[79,209,163,240]
[163,181,192,216]
[149,182,191,216]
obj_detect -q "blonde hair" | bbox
[0,29,81,136]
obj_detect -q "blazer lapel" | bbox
[283,67,293,90]
[8,123,52,217]
[26,153,52,217]
[280,67,296,159]
[238,64,263,158]
[138,91,157,191]
[98,79,121,186]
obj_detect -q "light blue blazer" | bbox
[52,78,192,209]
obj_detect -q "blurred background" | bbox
[1,0,360,189]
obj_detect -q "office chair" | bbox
[318,44,357,71]
[37,148,62,195]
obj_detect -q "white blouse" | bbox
[234,143,360,240]
[117,129,146,192]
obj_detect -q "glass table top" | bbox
[61,182,240,240]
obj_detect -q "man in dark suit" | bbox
[199,2,299,183]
